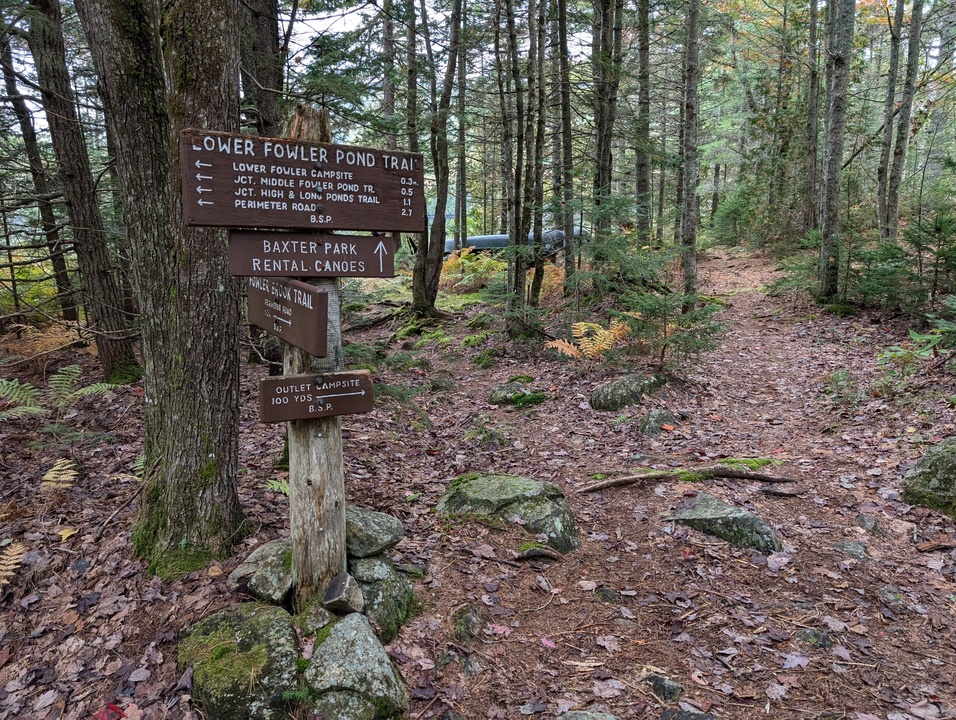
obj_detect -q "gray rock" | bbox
[836,540,869,560]
[857,513,880,534]
[350,556,415,643]
[323,571,366,615]
[648,674,683,701]
[304,613,408,719]
[903,439,956,519]
[346,505,405,558]
[489,380,546,407]
[562,713,620,720]
[660,712,717,720]
[227,539,292,602]
[591,373,666,411]
[798,628,832,648]
[639,409,677,436]
[294,601,336,637]
[451,604,481,643]
[668,492,781,554]
[436,473,580,554]
[178,603,298,720]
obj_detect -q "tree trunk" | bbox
[884,0,924,243]
[0,31,76,323]
[412,0,460,315]
[680,0,700,299]
[803,0,820,234]
[75,0,247,575]
[383,0,397,151]
[876,0,905,241]
[635,0,652,245]
[528,0,547,308]
[818,0,855,300]
[591,0,622,235]
[27,0,139,380]
[239,0,283,138]
[558,0,576,294]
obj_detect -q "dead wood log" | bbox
[577,465,797,494]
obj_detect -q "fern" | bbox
[264,478,290,495]
[0,378,47,422]
[573,322,616,359]
[545,338,583,359]
[41,458,78,491]
[47,365,116,409]
[0,542,26,587]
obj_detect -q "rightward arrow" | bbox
[195,159,212,168]
[197,198,214,206]
[374,240,389,273]
[197,186,212,193]
[196,173,212,181]
[316,390,367,401]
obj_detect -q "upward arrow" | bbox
[374,240,389,273]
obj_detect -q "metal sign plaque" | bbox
[180,130,425,232]
[259,371,374,423]
[247,278,328,357]
[230,230,396,278]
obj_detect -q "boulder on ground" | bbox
[902,439,956,519]
[303,613,408,720]
[591,373,666,411]
[349,556,415,643]
[436,473,580,554]
[346,505,405,558]
[226,539,293,605]
[668,492,781,554]
[178,603,298,720]
[639,409,677,436]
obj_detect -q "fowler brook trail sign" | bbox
[180,129,425,232]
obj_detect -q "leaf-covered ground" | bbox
[1,247,955,720]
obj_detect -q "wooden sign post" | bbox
[180,109,424,611]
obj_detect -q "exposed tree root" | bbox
[577,465,797,493]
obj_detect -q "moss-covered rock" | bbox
[903,439,956,519]
[178,603,298,719]
[227,539,293,605]
[346,505,405,558]
[667,492,781,554]
[489,381,547,407]
[590,373,666,411]
[638,408,677,436]
[303,613,407,719]
[436,473,580,554]
[349,556,415,643]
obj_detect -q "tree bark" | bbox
[876,0,905,241]
[803,0,820,234]
[635,0,652,245]
[818,0,855,300]
[884,0,924,243]
[558,0,576,294]
[75,0,247,574]
[0,30,76,323]
[239,0,283,137]
[680,0,700,299]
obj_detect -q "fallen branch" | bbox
[577,465,797,493]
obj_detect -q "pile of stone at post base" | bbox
[178,505,415,720]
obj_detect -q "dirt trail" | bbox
[1,246,955,720]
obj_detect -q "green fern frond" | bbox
[0,542,26,587]
[46,365,83,407]
[0,378,42,408]
[0,405,48,422]
[69,382,119,399]
[41,458,78,491]
[264,478,290,495]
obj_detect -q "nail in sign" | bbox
[247,278,328,358]
[259,371,374,423]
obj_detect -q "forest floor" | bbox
[2,246,956,720]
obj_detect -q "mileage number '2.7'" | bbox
[179,129,426,234]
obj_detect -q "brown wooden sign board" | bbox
[180,130,425,233]
[230,230,396,278]
[260,370,374,423]
[247,278,328,357]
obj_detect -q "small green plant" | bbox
[463,420,510,447]
[264,478,290,495]
[472,349,499,369]
[415,328,452,349]
[462,332,492,348]
[0,365,117,424]
[511,391,547,408]
[823,369,860,405]
[383,352,430,370]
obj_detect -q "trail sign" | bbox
[247,277,328,357]
[180,129,425,232]
[230,230,395,278]
[260,371,374,423]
